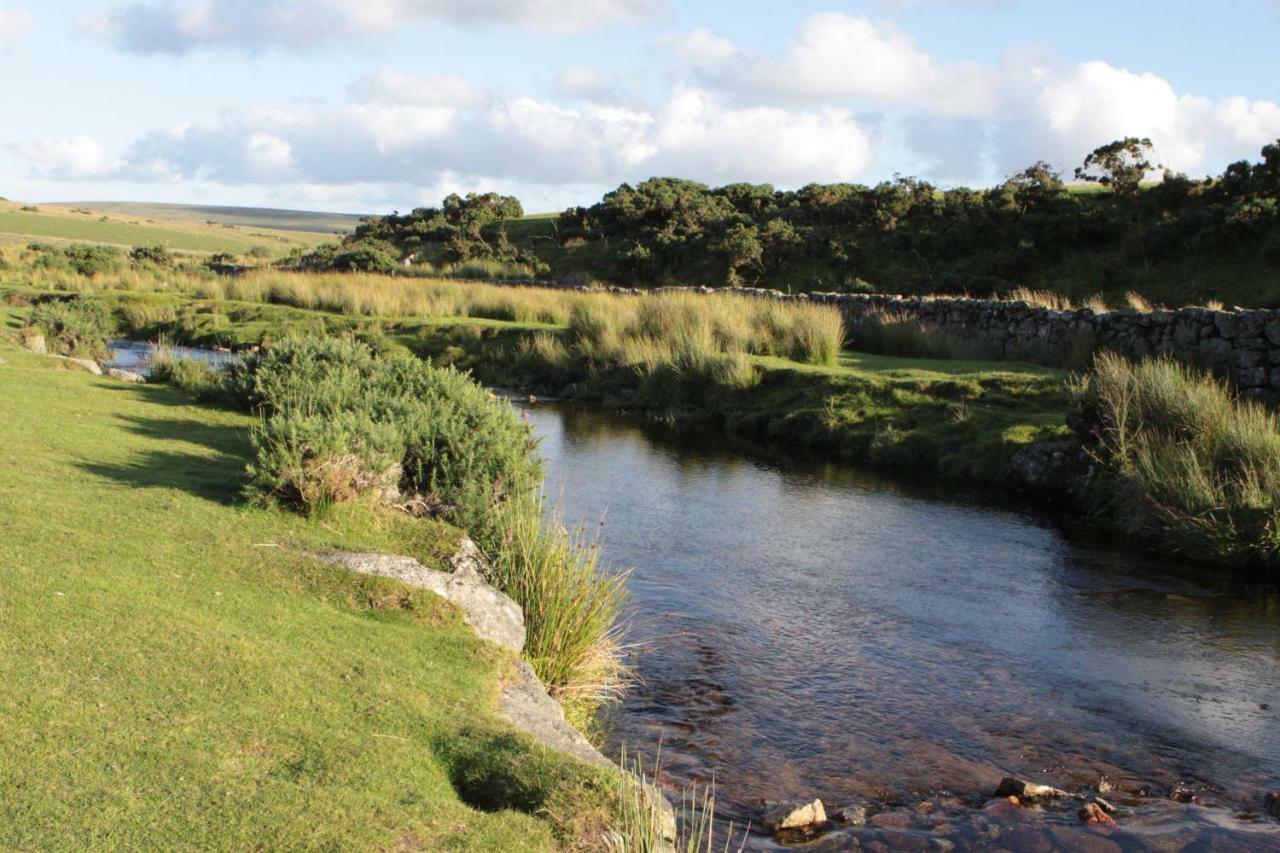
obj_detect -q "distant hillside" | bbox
[45,201,364,235]
[0,200,335,256]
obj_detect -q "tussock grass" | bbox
[1076,352,1280,566]
[488,495,631,710]
[852,307,989,361]
[609,748,745,853]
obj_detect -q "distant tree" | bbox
[1257,139,1280,195]
[1004,161,1065,213]
[1075,138,1161,198]
[718,223,763,285]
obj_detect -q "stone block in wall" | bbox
[1172,321,1200,351]
[1231,348,1266,369]
[1214,313,1239,339]
[1271,349,1280,365]
[1237,366,1268,388]
[1273,367,1280,389]
[1235,335,1267,350]
[1199,337,1233,365]
[1267,320,1280,347]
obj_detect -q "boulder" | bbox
[21,332,46,355]
[315,540,525,652]
[65,357,102,376]
[498,660,614,770]
[106,368,145,384]
[1006,441,1090,502]
[761,798,827,832]
[994,777,1070,801]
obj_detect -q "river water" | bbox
[526,402,1280,851]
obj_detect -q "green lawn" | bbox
[0,345,609,850]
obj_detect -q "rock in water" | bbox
[1266,792,1280,820]
[832,803,868,826]
[995,777,1070,801]
[761,798,827,832]
[1079,802,1117,826]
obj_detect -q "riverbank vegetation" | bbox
[1075,353,1280,567]
[298,138,1280,308]
[0,344,623,850]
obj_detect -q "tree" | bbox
[1004,161,1065,213]
[1075,138,1161,198]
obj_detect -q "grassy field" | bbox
[0,343,614,850]
[0,201,333,256]
[50,201,364,235]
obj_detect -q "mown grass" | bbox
[0,345,619,850]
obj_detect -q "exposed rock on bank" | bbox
[316,543,525,653]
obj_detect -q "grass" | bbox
[48,200,363,235]
[1076,352,1280,567]
[0,344,619,850]
[0,200,329,256]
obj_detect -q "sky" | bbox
[2,0,1280,214]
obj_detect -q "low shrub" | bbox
[1074,352,1280,567]
[27,298,117,358]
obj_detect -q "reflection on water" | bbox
[528,403,1280,850]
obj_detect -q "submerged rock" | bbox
[994,777,1070,801]
[761,798,827,831]
[833,802,869,826]
[1079,802,1117,827]
[1266,792,1280,820]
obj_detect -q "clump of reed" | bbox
[609,747,745,853]
[1075,351,1280,566]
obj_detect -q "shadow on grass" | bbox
[435,727,596,815]
[74,388,253,505]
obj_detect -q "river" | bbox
[526,401,1280,851]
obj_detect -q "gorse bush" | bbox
[232,339,540,542]
[1075,352,1280,567]
[27,298,117,358]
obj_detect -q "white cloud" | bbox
[0,3,31,44]
[15,136,117,179]
[86,0,661,54]
[349,70,483,107]
[672,14,997,118]
[16,79,874,194]
[659,27,736,67]
[993,60,1280,178]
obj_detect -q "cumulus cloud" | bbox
[17,78,873,193]
[15,136,117,179]
[0,3,31,44]
[658,27,737,67]
[85,0,661,54]
[673,14,997,118]
[991,60,1280,178]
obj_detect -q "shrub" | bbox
[1074,352,1280,567]
[130,245,175,268]
[62,245,122,277]
[28,298,117,358]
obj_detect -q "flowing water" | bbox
[107,339,239,377]
[526,402,1280,851]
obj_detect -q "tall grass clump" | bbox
[487,494,630,707]
[609,748,744,853]
[852,307,989,361]
[1075,351,1280,567]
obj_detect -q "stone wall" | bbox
[717,288,1280,394]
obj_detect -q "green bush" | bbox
[1074,352,1280,567]
[234,339,540,541]
[28,299,118,358]
[130,245,175,268]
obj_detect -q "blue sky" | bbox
[2,0,1279,213]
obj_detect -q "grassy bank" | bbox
[0,345,619,850]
